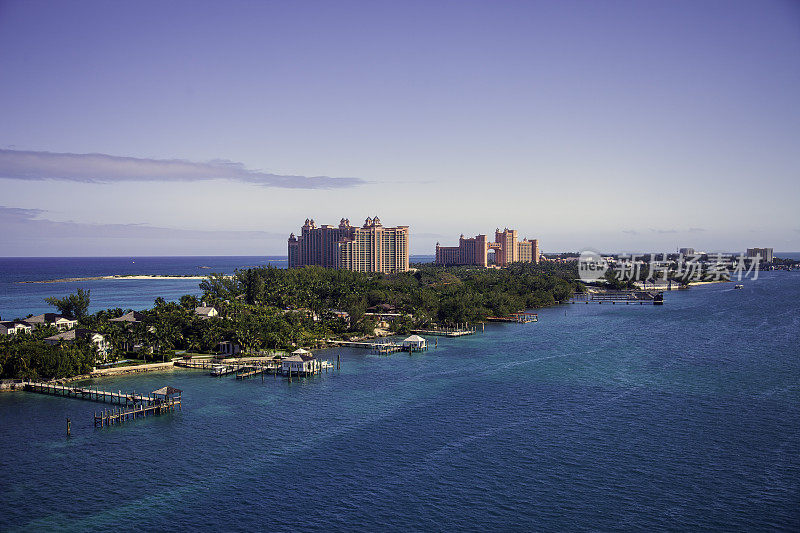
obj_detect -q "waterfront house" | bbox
[402,335,427,351]
[44,329,111,359]
[281,348,317,375]
[195,306,219,319]
[0,321,32,336]
[23,313,77,331]
[109,311,146,323]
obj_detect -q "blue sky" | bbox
[1,0,798,256]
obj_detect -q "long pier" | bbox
[570,290,664,305]
[23,381,182,428]
[486,312,539,324]
[175,359,280,376]
[329,340,403,353]
[328,340,413,354]
[25,381,154,406]
[93,399,180,427]
[411,328,475,337]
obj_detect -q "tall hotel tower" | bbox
[288,216,410,274]
[435,228,539,267]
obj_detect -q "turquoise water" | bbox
[1,272,799,530]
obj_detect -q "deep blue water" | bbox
[0,255,436,320]
[1,270,799,531]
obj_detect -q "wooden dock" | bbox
[329,340,402,352]
[175,359,281,376]
[486,312,539,323]
[93,398,180,427]
[411,328,474,337]
[23,381,182,428]
[236,366,267,379]
[328,340,405,354]
[25,381,154,406]
[570,290,664,305]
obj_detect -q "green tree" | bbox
[44,288,91,319]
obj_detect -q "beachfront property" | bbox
[0,321,32,336]
[23,313,78,331]
[44,329,111,359]
[435,228,540,268]
[747,247,774,263]
[195,306,219,318]
[288,216,410,274]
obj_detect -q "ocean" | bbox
[0,255,435,320]
[0,258,798,531]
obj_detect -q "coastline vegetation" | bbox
[1,262,579,380]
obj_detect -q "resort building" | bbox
[24,313,77,331]
[747,248,774,263]
[435,228,540,268]
[288,216,410,274]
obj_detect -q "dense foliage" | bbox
[0,326,96,380]
[1,262,579,379]
[200,261,579,325]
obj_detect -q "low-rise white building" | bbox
[0,321,32,336]
[24,313,77,331]
[281,348,318,375]
[195,306,219,319]
[402,335,427,352]
[44,329,111,359]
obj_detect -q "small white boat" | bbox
[734,284,743,289]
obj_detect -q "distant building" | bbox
[747,248,773,263]
[195,306,219,318]
[436,228,540,267]
[44,329,111,359]
[24,313,77,331]
[679,248,695,256]
[109,311,146,323]
[288,216,410,274]
[0,321,32,336]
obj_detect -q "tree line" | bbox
[1,262,579,380]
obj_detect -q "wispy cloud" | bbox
[0,149,364,189]
[0,205,283,240]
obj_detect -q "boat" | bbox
[734,284,743,289]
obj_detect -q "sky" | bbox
[1,0,798,256]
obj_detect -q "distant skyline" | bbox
[1,0,798,256]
